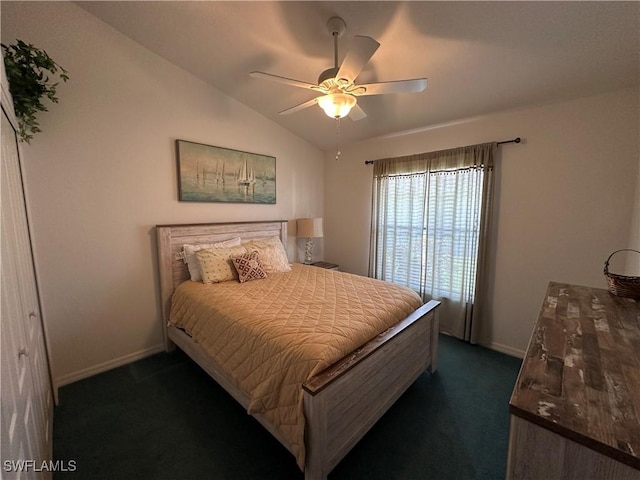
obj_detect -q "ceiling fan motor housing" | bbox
[318,67,339,87]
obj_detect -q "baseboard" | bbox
[54,344,165,391]
[479,340,525,359]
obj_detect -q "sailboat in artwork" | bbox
[237,157,256,186]
[216,160,225,185]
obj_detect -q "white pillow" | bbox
[183,237,242,281]
[243,237,291,274]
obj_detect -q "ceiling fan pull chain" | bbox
[335,118,342,161]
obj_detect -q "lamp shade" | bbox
[296,218,323,238]
[317,93,356,119]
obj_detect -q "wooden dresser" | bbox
[507,282,640,479]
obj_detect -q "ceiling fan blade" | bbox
[348,103,367,121]
[278,97,321,115]
[357,78,428,96]
[250,71,318,90]
[336,36,380,83]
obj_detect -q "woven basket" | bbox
[604,249,640,299]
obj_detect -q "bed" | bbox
[156,220,440,480]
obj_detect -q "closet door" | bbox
[1,73,53,478]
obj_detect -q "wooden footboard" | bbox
[303,300,439,480]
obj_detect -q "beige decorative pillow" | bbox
[231,251,268,283]
[183,237,242,281]
[196,245,247,283]
[243,237,291,274]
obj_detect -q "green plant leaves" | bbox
[2,40,69,143]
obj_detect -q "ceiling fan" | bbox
[250,17,427,121]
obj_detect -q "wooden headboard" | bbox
[155,220,288,347]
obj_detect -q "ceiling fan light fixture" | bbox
[317,93,356,118]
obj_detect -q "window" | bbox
[370,143,495,341]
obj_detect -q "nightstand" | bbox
[310,261,339,271]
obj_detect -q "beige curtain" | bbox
[369,142,496,342]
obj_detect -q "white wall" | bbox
[325,87,639,356]
[629,155,640,271]
[2,2,324,387]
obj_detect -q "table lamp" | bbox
[296,218,323,264]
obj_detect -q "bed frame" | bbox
[156,220,440,480]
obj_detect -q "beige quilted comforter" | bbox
[168,263,422,468]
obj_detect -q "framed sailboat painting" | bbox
[176,140,276,204]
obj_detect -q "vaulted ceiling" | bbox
[77,1,639,151]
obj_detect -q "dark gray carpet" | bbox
[53,334,522,479]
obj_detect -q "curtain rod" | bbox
[497,137,521,146]
[364,137,521,165]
